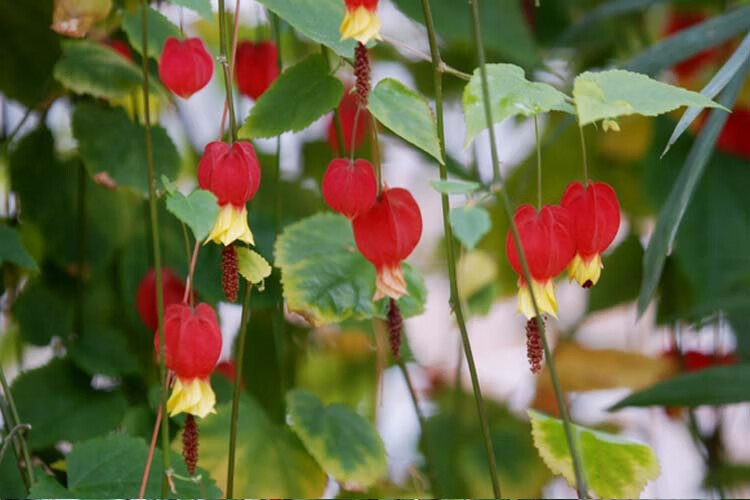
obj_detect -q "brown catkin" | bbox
[221,244,239,302]
[526,317,544,374]
[354,42,371,109]
[182,413,199,476]
[387,298,403,359]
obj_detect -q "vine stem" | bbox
[182,240,201,305]
[0,424,30,467]
[219,0,241,141]
[0,365,34,488]
[370,115,382,195]
[467,0,588,497]
[139,2,170,494]
[219,0,238,144]
[418,0,501,496]
[395,358,440,497]
[137,403,163,498]
[578,125,589,185]
[534,115,542,210]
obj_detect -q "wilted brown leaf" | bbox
[52,0,112,38]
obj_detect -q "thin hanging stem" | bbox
[349,106,362,162]
[138,404,164,498]
[578,125,589,185]
[322,46,346,157]
[370,115,382,195]
[467,0,588,496]
[418,0,501,496]
[0,424,30,467]
[219,0,242,141]
[380,34,471,81]
[226,283,252,497]
[139,2,170,494]
[218,0,238,144]
[182,240,201,304]
[534,115,542,210]
[0,365,34,488]
[396,359,441,496]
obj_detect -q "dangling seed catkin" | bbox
[221,245,239,302]
[387,298,403,359]
[182,413,199,476]
[354,42,371,109]
[526,317,544,374]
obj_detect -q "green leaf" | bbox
[573,69,725,127]
[430,179,481,195]
[11,359,128,450]
[199,395,327,497]
[637,61,749,316]
[529,410,660,498]
[256,0,357,58]
[239,55,343,139]
[14,282,73,346]
[274,212,426,326]
[463,64,573,145]
[68,326,140,377]
[610,365,750,410]
[368,78,443,164]
[27,475,72,498]
[237,247,272,284]
[166,189,219,241]
[121,5,182,59]
[73,102,180,196]
[66,434,220,497]
[0,444,27,498]
[54,40,149,100]
[450,206,491,250]
[170,0,213,20]
[0,225,38,271]
[286,389,387,487]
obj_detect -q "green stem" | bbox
[534,115,542,210]
[396,358,440,497]
[578,125,589,185]
[226,283,252,497]
[0,365,34,488]
[0,424,30,467]
[419,0,501,496]
[139,3,170,494]
[370,115,382,195]
[322,46,346,157]
[218,0,238,144]
[467,0,587,496]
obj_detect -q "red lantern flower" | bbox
[561,181,621,288]
[158,37,214,99]
[506,204,576,319]
[352,187,422,300]
[716,106,750,160]
[136,268,187,331]
[235,40,279,100]
[340,0,380,44]
[198,140,261,246]
[322,158,377,219]
[154,303,222,417]
[328,90,370,154]
[664,11,720,82]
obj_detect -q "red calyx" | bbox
[235,40,279,101]
[322,158,378,219]
[155,303,222,380]
[198,141,261,207]
[328,90,370,154]
[345,0,378,10]
[136,268,187,331]
[561,181,621,260]
[158,37,214,99]
[352,187,423,272]
[505,204,576,282]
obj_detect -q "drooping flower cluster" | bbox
[339,0,380,44]
[159,37,214,99]
[235,40,279,100]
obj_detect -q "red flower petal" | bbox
[198,140,261,207]
[158,37,214,99]
[562,181,621,259]
[322,158,378,219]
[156,303,222,380]
[235,40,279,100]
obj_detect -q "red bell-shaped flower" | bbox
[235,40,278,100]
[352,187,422,300]
[561,181,620,288]
[136,268,187,331]
[506,204,576,319]
[155,303,222,417]
[328,90,370,154]
[198,140,261,246]
[340,0,380,44]
[158,37,213,99]
[322,158,377,219]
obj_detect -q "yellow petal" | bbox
[340,6,381,44]
[567,253,603,288]
[518,279,558,320]
[374,263,407,301]
[206,204,254,247]
[167,377,217,418]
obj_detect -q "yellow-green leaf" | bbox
[237,247,272,284]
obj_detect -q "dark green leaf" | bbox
[27,475,71,498]
[450,205,491,250]
[368,78,443,164]
[0,444,27,498]
[13,281,73,346]
[170,0,213,20]
[286,389,386,487]
[239,55,344,139]
[68,325,140,377]
[0,225,38,272]
[610,365,750,409]
[166,189,219,241]
[121,5,182,59]
[73,102,180,196]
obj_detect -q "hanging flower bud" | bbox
[352,187,422,301]
[340,0,380,44]
[506,204,576,319]
[322,158,377,219]
[235,40,279,100]
[154,303,222,418]
[328,90,370,154]
[198,141,261,246]
[136,268,187,331]
[561,181,621,288]
[158,37,214,99]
